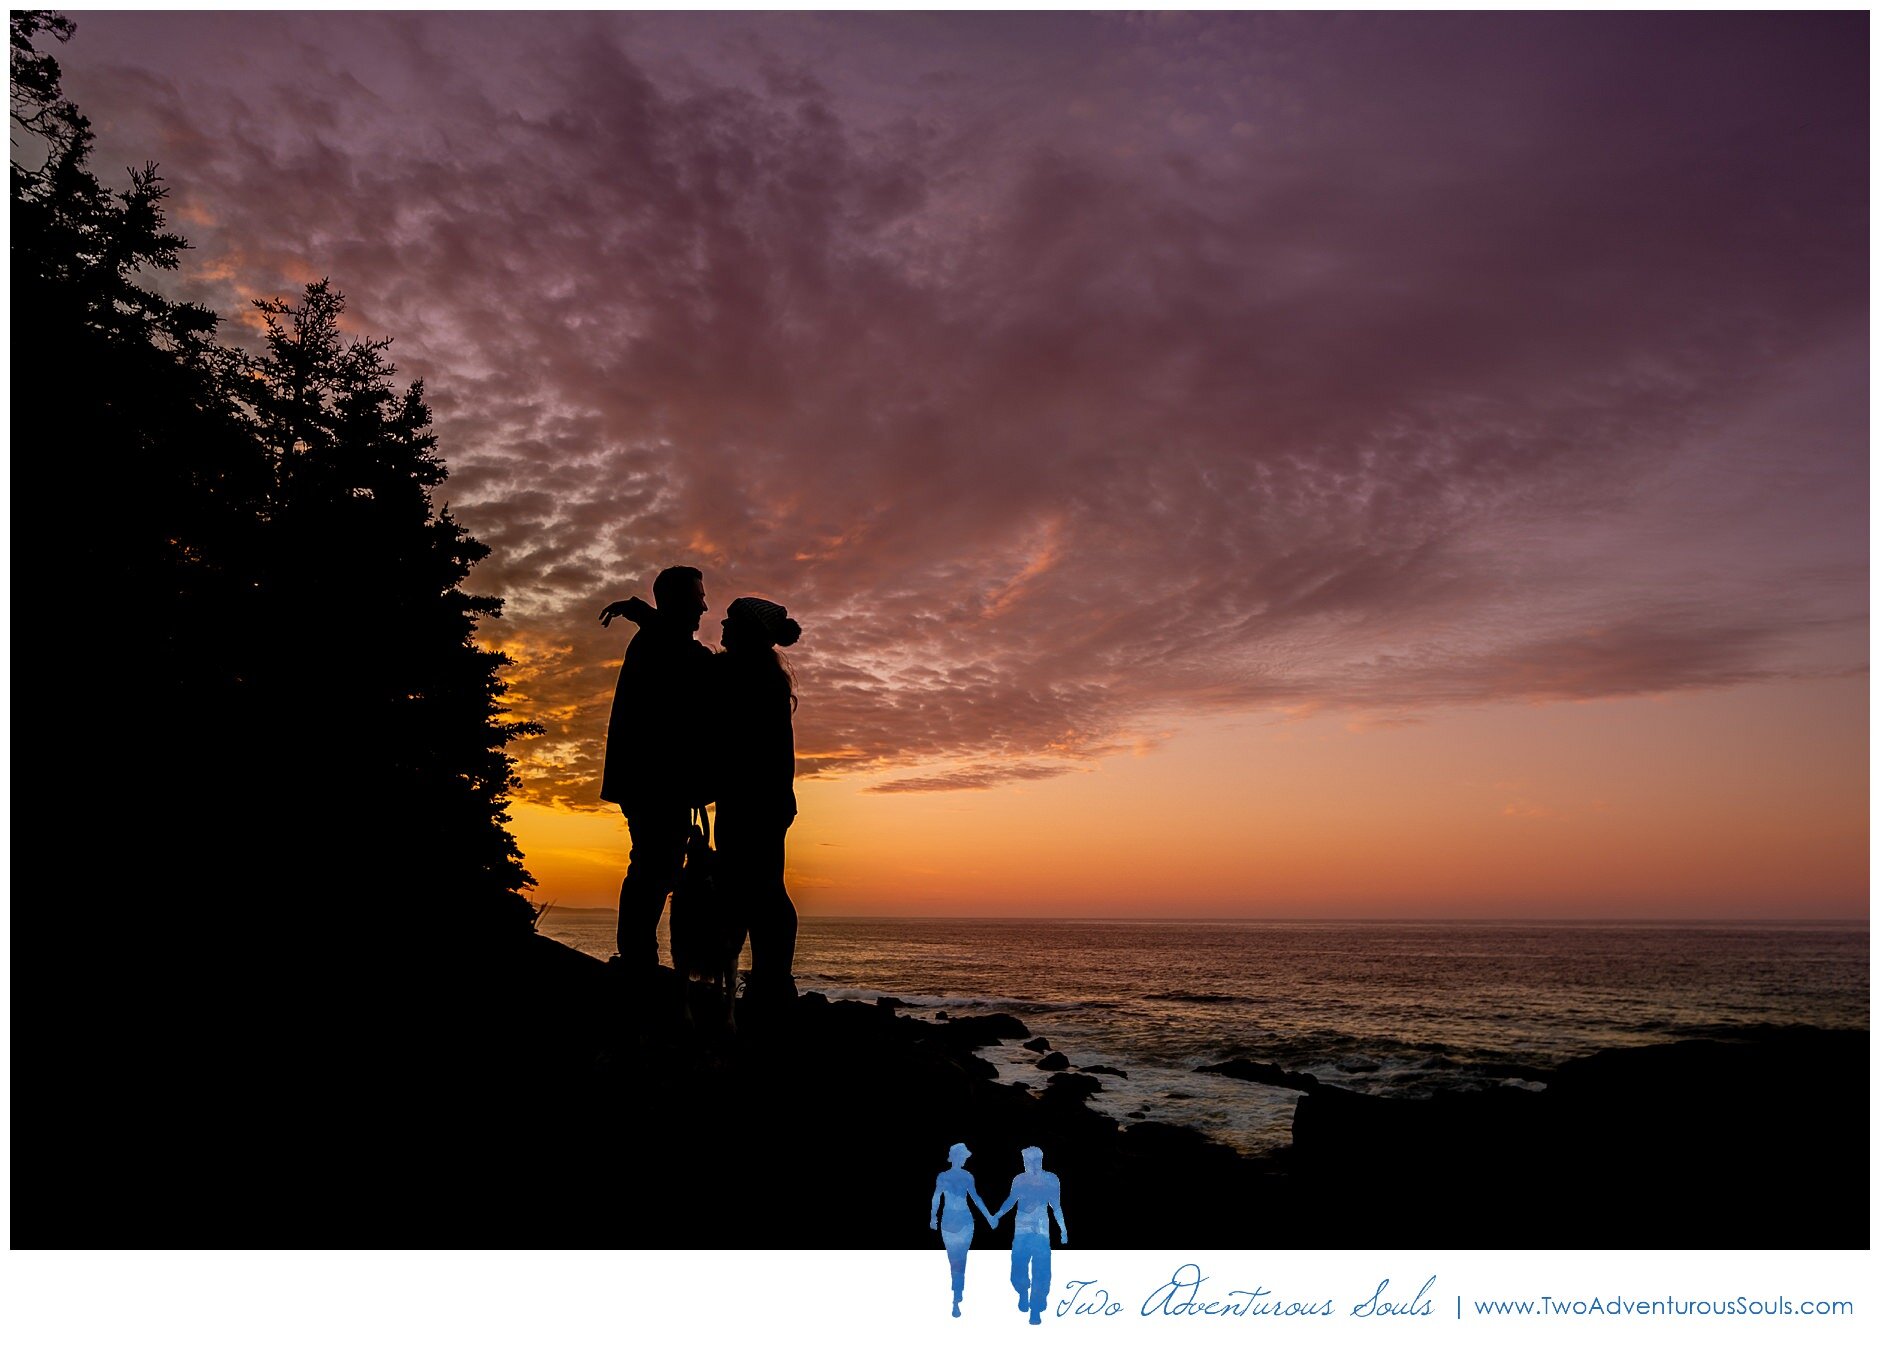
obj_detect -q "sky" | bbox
[54,9,1868,916]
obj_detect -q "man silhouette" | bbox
[993,1146,1067,1325]
[598,566,712,971]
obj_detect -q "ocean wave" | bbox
[982,998,1124,1013]
[1664,1019,1871,1044]
[1142,991,1249,1004]
[804,988,1124,1015]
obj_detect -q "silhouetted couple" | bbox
[599,565,802,1007]
[930,1144,1067,1323]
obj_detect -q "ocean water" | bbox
[537,912,1869,1155]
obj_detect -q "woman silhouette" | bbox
[929,1142,995,1317]
[713,596,802,1009]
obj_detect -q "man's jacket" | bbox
[600,611,713,808]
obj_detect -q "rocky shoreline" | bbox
[409,933,1867,1248]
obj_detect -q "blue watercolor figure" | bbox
[930,1142,996,1317]
[992,1145,1068,1325]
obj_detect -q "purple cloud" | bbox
[56,11,1867,805]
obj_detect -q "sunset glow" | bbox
[514,677,1866,916]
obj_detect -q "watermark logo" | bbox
[930,1142,1068,1326]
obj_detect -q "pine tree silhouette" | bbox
[14,11,547,1236]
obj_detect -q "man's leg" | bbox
[618,804,689,967]
[1011,1233,1046,1314]
[1030,1242,1051,1321]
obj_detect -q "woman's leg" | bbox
[943,1219,973,1299]
[770,835,798,986]
[740,818,797,991]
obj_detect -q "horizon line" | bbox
[532,907,1870,926]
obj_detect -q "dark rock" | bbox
[1288,1027,1870,1247]
[911,1037,998,1084]
[959,1052,999,1082]
[1122,1120,1229,1159]
[1478,1059,1550,1082]
[1035,1051,1071,1071]
[342,932,1865,1253]
[875,996,906,1010]
[1083,1065,1128,1078]
[934,1010,948,1021]
[1045,1072,1103,1101]
[824,998,888,1025]
[1197,1058,1321,1092]
[936,1013,1030,1048]
[1023,1037,1052,1053]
